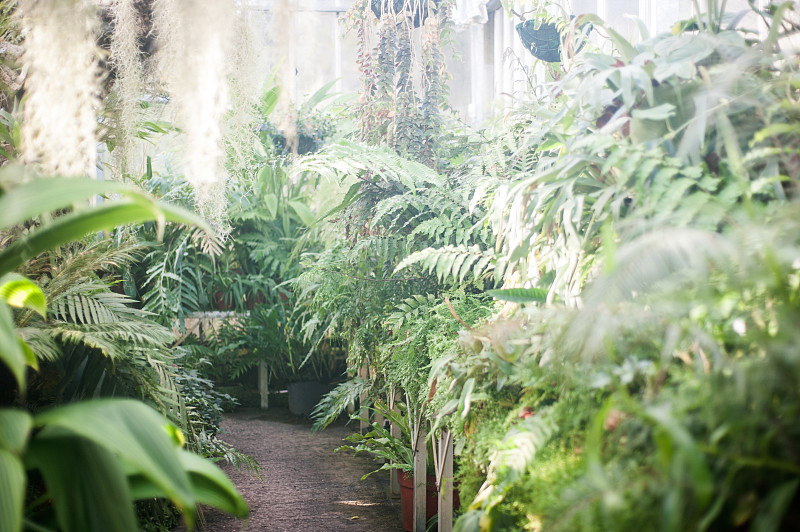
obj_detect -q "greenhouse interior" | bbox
[2,0,800,531]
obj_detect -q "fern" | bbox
[395,245,496,284]
[51,280,145,324]
[294,140,444,191]
[386,293,437,330]
[466,410,557,520]
[310,377,373,432]
[486,287,549,304]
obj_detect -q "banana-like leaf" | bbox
[0,409,31,453]
[0,449,24,532]
[0,199,210,277]
[288,200,316,227]
[128,451,249,519]
[26,437,138,532]
[34,399,198,528]
[0,407,28,532]
[179,450,248,517]
[0,273,46,317]
[0,301,26,391]
[0,174,130,228]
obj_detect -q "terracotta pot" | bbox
[397,471,437,532]
[212,291,229,310]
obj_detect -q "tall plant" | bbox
[0,169,248,532]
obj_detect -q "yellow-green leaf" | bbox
[0,273,46,317]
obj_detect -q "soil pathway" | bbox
[184,407,403,532]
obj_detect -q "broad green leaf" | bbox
[263,193,279,219]
[260,85,280,118]
[0,448,24,532]
[0,199,211,277]
[288,200,316,227]
[305,78,339,108]
[0,273,46,317]
[34,399,197,527]
[460,378,476,419]
[0,409,32,453]
[486,287,548,304]
[26,437,138,532]
[750,480,799,532]
[0,301,26,391]
[606,26,637,63]
[316,180,362,223]
[0,175,130,228]
[631,103,676,121]
[179,450,248,517]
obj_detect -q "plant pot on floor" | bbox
[287,381,332,417]
[397,471,438,532]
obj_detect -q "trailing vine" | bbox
[348,0,451,165]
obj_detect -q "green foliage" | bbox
[140,226,212,331]
[167,348,261,475]
[395,245,496,285]
[0,167,248,530]
[311,377,373,432]
[296,6,800,532]
[335,401,416,478]
[0,399,247,532]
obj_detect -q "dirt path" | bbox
[185,407,403,532]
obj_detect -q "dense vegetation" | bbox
[301,2,800,531]
[3,0,800,531]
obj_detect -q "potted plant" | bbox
[285,339,347,417]
[515,15,592,63]
[336,401,441,531]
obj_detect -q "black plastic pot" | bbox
[370,0,441,27]
[287,381,333,417]
[515,17,592,63]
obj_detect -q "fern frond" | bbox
[51,280,148,324]
[18,326,62,362]
[47,320,173,359]
[296,140,445,191]
[311,377,375,432]
[394,245,496,283]
[386,294,437,330]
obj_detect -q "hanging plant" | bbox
[515,16,592,63]
[370,0,441,28]
[350,0,448,165]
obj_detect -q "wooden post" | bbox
[389,388,401,496]
[258,361,269,409]
[413,422,427,532]
[437,430,454,532]
[358,365,369,433]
